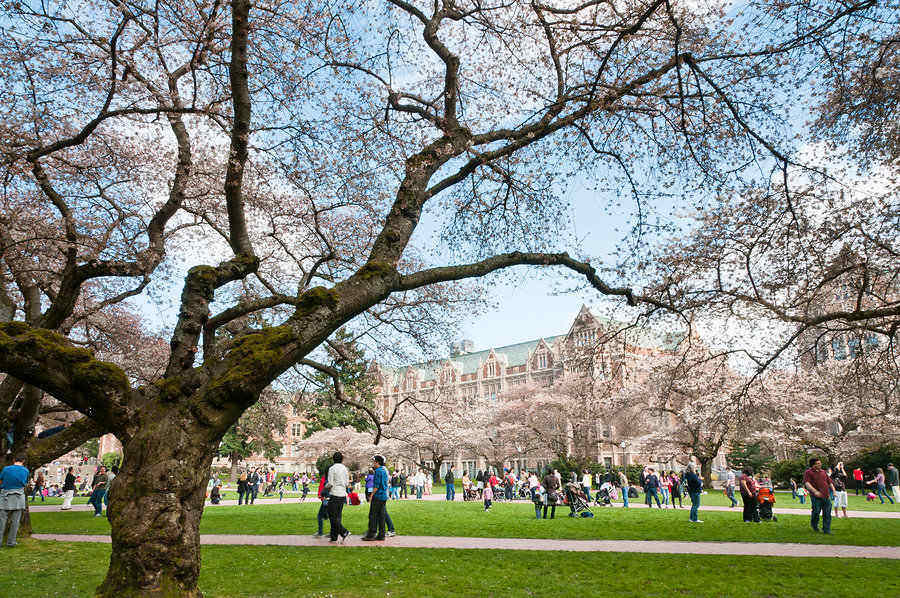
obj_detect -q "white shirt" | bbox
[582,473,591,487]
[326,463,349,497]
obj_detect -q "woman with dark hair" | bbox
[325,451,351,542]
[739,467,759,523]
[541,468,559,519]
[866,468,894,504]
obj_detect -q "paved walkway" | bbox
[29,497,900,519]
[33,533,900,559]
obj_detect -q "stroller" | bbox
[594,482,613,507]
[565,482,594,517]
[757,487,777,522]
[463,485,478,501]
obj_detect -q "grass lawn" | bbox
[2,538,898,598]
[30,499,900,547]
[632,489,900,512]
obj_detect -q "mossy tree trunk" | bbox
[96,403,220,598]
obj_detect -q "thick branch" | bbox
[26,417,105,468]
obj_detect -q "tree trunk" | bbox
[97,409,217,598]
[699,458,713,489]
[229,454,240,483]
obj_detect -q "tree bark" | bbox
[699,458,713,489]
[229,453,240,483]
[97,406,217,598]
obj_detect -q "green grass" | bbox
[635,489,899,512]
[2,538,898,597]
[30,499,900,546]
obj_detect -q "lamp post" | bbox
[620,441,628,467]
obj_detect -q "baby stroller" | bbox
[565,483,594,518]
[757,487,777,522]
[594,483,612,507]
[463,485,478,502]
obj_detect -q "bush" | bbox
[100,452,122,469]
[846,443,900,476]
[770,457,806,486]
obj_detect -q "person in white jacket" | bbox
[325,452,351,543]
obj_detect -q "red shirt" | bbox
[803,468,833,496]
[853,468,863,481]
[739,473,757,498]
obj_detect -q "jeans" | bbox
[89,488,106,515]
[726,486,738,507]
[535,503,542,518]
[689,491,701,521]
[855,480,863,495]
[390,486,400,500]
[327,496,348,541]
[416,485,423,499]
[791,487,797,499]
[366,497,387,539]
[542,503,556,518]
[810,495,832,532]
[505,485,513,500]
[741,495,759,522]
[622,486,629,507]
[316,499,328,534]
[61,490,74,509]
[385,510,395,533]
[582,485,591,502]
[0,509,23,546]
[446,484,455,501]
[30,485,44,502]
[875,484,894,504]
[249,484,259,504]
[660,487,669,506]
[646,488,661,508]
[799,494,805,504]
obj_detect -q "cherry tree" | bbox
[758,341,900,464]
[0,0,878,594]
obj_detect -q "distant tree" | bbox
[727,441,774,474]
[216,390,287,481]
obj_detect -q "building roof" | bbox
[375,306,685,387]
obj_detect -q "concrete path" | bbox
[29,497,900,519]
[33,533,900,559]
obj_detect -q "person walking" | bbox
[804,457,835,534]
[684,464,703,523]
[790,478,798,500]
[237,471,248,505]
[726,470,738,507]
[0,455,29,547]
[88,466,108,517]
[248,469,260,505]
[364,468,375,503]
[886,463,900,503]
[832,462,849,518]
[313,472,329,537]
[414,469,425,499]
[61,466,76,510]
[30,471,45,502]
[445,465,456,501]
[618,469,630,508]
[645,468,662,508]
[739,467,759,523]
[866,468,894,504]
[362,455,389,541]
[670,471,683,508]
[852,467,864,496]
[325,451,351,543]
[399,470,408,499]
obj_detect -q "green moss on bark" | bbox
[296,286,339,317]
[357,261,396,281]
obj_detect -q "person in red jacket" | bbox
[852,467,864,496]
[313,473,328,537]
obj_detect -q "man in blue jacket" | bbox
[362,455,389,541]
[0,455,29,547]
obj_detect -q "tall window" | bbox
[538,353,547,369]
[486,362,496,377]
[291,423,303,437]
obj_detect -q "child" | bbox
[483,482,493,511]
[797,485,806,504]
[210,483,221,505]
